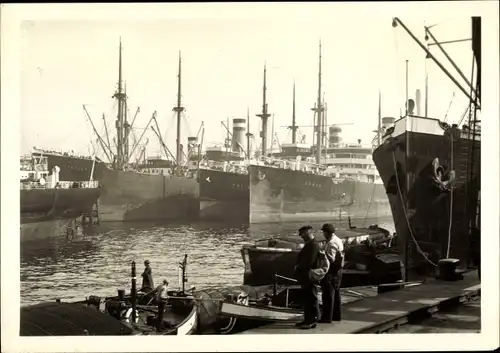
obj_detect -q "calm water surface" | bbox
[20,217,394,306]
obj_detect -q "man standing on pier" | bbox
[294,225,321,329]
[320,223,344,323]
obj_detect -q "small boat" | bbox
[20,255,198,336]
[217,283,382,332]
[221,301,302,322]
[241,223,403,287]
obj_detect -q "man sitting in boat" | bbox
[140,260,154,293]
[155,279,169,331]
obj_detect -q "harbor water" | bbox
[20,217,394,306]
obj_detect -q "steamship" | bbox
[372,17,481,272]
[33,43,199,222]
[20,154,101,241]
[249,45,391,224]
[198,118,249,222]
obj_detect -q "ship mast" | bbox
[288,82,298,144]
[124,82,130,164]
[256,64,271,157]
[392,18,479,109]
[311,41,324,165]
[424,63,429,117]
[173,52,185,176]
[113,38,127,170]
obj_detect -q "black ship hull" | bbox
[241,226,402,287]
[21,187,101,223]
[39,153,199,222]
[248,165,391,224]
[20,187,101,241]
[34,152,105,182]
[198,168,249,223]
[373,121,480,271]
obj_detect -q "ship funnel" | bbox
[328,125,342,148]
[415,89,421,116]
[232,118,246,153]
[382,117,395,129]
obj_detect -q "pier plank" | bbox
[239,271,480,334]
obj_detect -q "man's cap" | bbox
[321,223,335,233]
[298,225,313,233]
[144,260,150,265]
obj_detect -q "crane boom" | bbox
[151,125,176,163]
[102,113,112,153]
[126,111,157,164]
[152,116,176,162]
[83,105,113,163]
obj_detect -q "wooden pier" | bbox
[238,271,480,334]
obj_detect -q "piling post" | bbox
[273,273,277,297]
[131,261,137,323]
[94,199,101,225]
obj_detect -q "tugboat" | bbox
[20,256,198,336]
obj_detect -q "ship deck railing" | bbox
[199,163,249,175]
[20,180,100,190]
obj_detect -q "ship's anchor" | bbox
[431,158,455,192]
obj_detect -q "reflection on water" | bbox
[20,217,394,306]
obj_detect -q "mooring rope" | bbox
[362,183,378,227]
[392,150,438,267]
[446,134,454,258]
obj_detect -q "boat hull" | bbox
[220,302,302,322]
[20,302,135,336]
[97,168,199,222]
[20,187,100,220]
[20,218,83,242]
[241,227,402,287]
[373,124,480,271]
[42,153,200,222]
[198,168,249,223]
[248,165,391,224]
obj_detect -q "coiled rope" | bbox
[391,150,438,267]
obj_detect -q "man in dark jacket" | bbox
[140,260,154,292]
[294,225,320,329]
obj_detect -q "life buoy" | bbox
[122,308,139,323]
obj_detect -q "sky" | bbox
[20,14,475,162]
